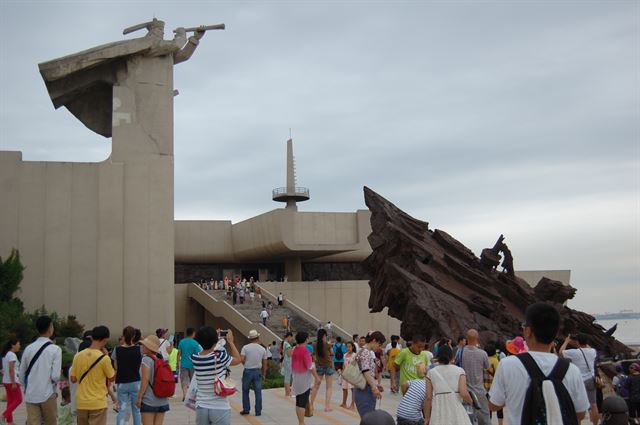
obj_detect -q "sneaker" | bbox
[240,411,250,415]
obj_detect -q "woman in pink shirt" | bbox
[291,332,320,425]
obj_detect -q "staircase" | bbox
[206,289,318,339]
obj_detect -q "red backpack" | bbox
[151,357,175,398]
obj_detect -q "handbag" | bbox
[183,376,197,411]
[213,351,237,397]
[342,353,367,390]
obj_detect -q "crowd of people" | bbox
[1,301,640,425]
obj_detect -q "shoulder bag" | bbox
[213,351,237,396]
[342,351,367,390]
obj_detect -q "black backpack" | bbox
[517,352,578,425]
[334,344,344,361]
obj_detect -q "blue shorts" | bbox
[140,403,170,413]
[316,366,335,376]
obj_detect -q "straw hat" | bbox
[140,335,161,353]
[506,336,529,355]
[247,329,260,340]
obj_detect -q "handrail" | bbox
[272,187,309,197]
[256,283,351,341]
[188,284,281,343]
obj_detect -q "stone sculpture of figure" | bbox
[479,234,514,276]
[38,18,222,137]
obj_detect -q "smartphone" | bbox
[168,334,175,343]
[219,330,229,337]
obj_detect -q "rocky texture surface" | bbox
[363,187,630,356]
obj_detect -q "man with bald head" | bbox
[459,329,491,425]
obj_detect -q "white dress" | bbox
[427,365,471,425]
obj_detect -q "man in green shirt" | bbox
[391,334,429,394]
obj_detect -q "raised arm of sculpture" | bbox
[174,24,225,64]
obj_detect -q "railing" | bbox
[188,284,281,343]
[272,187,310,198]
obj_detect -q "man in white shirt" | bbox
[259,308,269,326]
[560,333,599,425]
[19,315,62,425]
[489,303,589,425]
[240,330,268,416]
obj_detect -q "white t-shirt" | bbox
[259,310,269,319]
[241,343,268,370]
[562,348,597,381]
[2,352,20,384]
[489,352,590,425]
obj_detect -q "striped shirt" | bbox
[396,379,426,421]
[191,349,232,409]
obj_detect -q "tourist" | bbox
[19,315,62,425]
[113,326,142,425]
[453,336,466,364]
[177,327,202,401]
[240,330,268,416]
[282,332,294,397]
[386,338,401,393]
[340,341,357,410]
[56,386,72,425]
[325,321,333,340]
[239,286,246,304]
[354,331,386,418]
[333,336,346,374]
[560,333,600,424]
[232,286,237,305]
[458,329,491,425]
[267,301,274,316]
[259,308,269,326]
[282,315,291,333]
[2,337,22,425]
[489,302,589,424]
[191,327,242,425]
[277,292,284,306]
[626,362,640,423]
[291,331,321,425]
[423,345,472,425]
[391,334,429,395]
[78,330,93,352]
[155,328,171,361]
[269,340,281,365]
[483,343,503,425]
[136,335,171,424]
[71,325,116,425]
[249,286,256,304]
[396,377,427,425]
[256,286,262,301]
[358,336,367,352]
[310,328,335,412]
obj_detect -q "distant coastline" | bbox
[594,311,640,320]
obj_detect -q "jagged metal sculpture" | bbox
[363,186,630,356]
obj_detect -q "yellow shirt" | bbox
[70,348,115,410]
[168,347,178,372]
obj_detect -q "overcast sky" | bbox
[0,1,638,314]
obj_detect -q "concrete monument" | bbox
[0,20,223,333]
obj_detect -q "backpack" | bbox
[334,344,344,361]
[615,375,629,398]
[517,353,578,425]
[151,356,176,398]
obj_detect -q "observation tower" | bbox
[272,138,310,210]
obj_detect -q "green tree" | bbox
[0,249,24,302]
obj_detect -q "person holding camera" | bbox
[560,333,600,425]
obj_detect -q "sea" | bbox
[595,318,640,346]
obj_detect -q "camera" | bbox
[219,329,229,337]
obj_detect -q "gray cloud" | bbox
[0,1,638,313]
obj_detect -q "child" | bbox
[57,386,73,425]
[340,342,357,410]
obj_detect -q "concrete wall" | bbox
[0,54,176,334]
[259,281,402,339]
[174,209,373,264]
